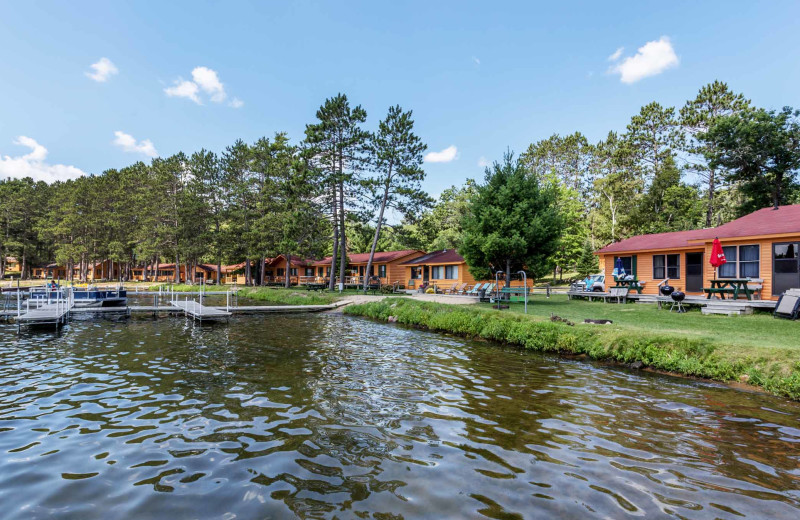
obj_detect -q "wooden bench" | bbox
[613,278,646,294]
[703,287,737,298]
[604,287,629,304]
[747,278,763,299]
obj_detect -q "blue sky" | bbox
[1,0,799,195]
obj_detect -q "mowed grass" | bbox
[483,295,799,350]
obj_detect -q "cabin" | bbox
[4,257,21,276]
[312,250,426,286]
[265,255,318,285]
[595,204,800,300]
[399,249,478,290]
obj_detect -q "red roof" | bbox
[400,249,465,265]
[596,204,800,254]
[709,204,800,239]
[312,250,423,266]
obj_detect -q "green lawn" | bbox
[482,295,799,350]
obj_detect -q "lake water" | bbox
[0,313,798,519]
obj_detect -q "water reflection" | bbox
[0,314,798,519]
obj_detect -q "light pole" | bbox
[517,270,527,314]
[494,271,504,310]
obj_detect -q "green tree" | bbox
[304,93,369,290]
[362,105,429,291]
[680,80,750,226]
[705,106,800,212]
[460,152,562,285]
[575,241,599,278]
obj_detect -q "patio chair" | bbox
[481,283,496,302]
[443,282,459,294]
[774,290,800,320]
[466,282,485,296]
[448,282,467,294]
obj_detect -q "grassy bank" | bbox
[237,287,340,305]
[344,298,800,400]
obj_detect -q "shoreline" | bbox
[343,298,800,401]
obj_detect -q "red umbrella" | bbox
[710,237,726,278]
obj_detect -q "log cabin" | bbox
[594,204,800,300]
[312,250,426,286]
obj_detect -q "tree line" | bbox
[0,94,430,286]
[1,83,797,284]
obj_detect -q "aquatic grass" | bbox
[344,298,800,400]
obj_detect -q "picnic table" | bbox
[495,286,530,302]
[305,282,328,292]
[704,278,753,300]
[613,277,645,294]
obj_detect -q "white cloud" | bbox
[424,145,458,163]
[477,156,490,167]
[164,79,201,104]
[191,66,226,102]
[164,66,240,107]
[610,37,679,84]
[86,57,118,82]
[112,131,158,158]
[0,136,85,183]
[607,47,624,61]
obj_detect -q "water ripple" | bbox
[0,314,798,519]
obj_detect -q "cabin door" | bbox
[773,242,800,296]
[423,266,429,282]
[685,252,703,293]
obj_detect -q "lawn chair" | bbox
[466,282,486,296]
[774,289,800,320]
[480,283,496,302]
[448,282,467,294]
[443,282,458,294]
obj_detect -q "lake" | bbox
[0,313,798,519]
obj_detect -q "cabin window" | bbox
[410,267,421,279]
[277,268,285,276]
[304,268,314,276]
[431,266,444,279]
[720,245,759,278]
[445,265,458,279]
[378,265,386,278]
[614,256,633,276]
[318,267,324,277]
[290,268,298,276]
[739,245,760,278]
[652,254,680,279]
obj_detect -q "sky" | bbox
[1,0,799,196]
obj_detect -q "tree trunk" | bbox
[285,254,292,289]
[259,256,266,286]
[338,181,347,288]
[174,252,180,284]
[505,259,511,289]
[706,168,715,227]
[364,180,390,292]
[329,182,339,291]
[773,173,782,209]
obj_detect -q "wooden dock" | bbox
[171,300,232,321]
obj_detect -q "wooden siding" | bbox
[600,233,800,300]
